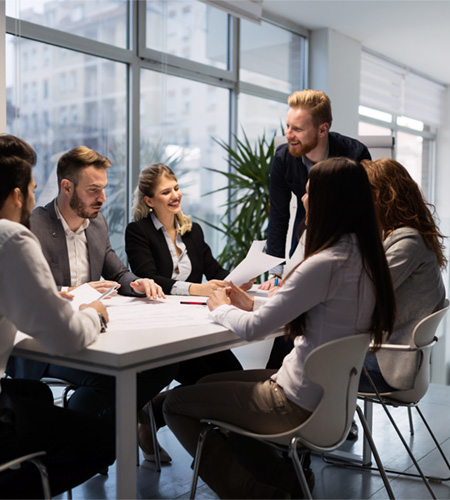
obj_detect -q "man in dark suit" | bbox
[7,146,177,462]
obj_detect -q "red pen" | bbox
[180,301,207,305]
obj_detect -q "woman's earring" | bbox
[148,207,153,213]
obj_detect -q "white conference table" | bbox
[12,294,280,499]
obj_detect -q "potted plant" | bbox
[200,129,277,276]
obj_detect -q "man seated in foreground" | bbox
[0,134,115,498]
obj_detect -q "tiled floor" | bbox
[56,343,450,499]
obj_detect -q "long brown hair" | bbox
[284,157,396,350]
[362,158,447,269]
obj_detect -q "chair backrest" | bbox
[203,333,371,453]
[297,333,371,449]
[389,299,449,404]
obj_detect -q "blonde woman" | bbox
[126,163,232,296]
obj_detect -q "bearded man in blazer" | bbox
[7,146,177,462]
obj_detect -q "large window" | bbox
[359,51,444,200]
[5,0,307,261]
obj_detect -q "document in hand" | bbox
[225,240,285,286]
[69,283,103,310]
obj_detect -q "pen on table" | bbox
[274,278,279,287]
[180,301,207,305]
[98,284,119,300]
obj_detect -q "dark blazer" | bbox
[31,200,139,295]
[125,216,228,295]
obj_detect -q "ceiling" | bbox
[261,0,450,86]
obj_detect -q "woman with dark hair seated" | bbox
[162,157,396,499]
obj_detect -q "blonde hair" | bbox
[132,163,192,235]
[287,89,333,128]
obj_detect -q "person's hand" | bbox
[59,291,74,300]
[226,281,254,311]
[131,278,166,300]
[189,280,229,297]
[80,300,109,324]
[239,279,256,292]
[72,280,121,294]
[207,287,231,311]
[258,277,283,291]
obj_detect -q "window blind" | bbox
[360,51,445,125]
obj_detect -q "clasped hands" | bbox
[207,281,255,312]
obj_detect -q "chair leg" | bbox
[289,438,313,500]
[190,425,214,500]
[365,400,437,498]
[29,458,51,500]
[408,407,415,435]
[148,401,161,472]
[414,406,450,481]
[356,405,396,500]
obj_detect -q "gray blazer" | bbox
[377,227,446,390]
[30,200,139,296]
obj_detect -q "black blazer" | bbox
[125,216,228,295]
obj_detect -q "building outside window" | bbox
[6,0,306,260]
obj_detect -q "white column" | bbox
[0,0,6,132]
[309,28,362,138]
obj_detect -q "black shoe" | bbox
[346,420,358,440]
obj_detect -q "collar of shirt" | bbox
[301,144,330,172]
[54,199,90,235]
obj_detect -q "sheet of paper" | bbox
[69,283,102,311]
[105,296,214,331]
[225,240,285,286]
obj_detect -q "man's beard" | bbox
[70,188,102,219]
[20,204,31,229]
[288,135,319,158]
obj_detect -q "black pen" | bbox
[180,301,207,305]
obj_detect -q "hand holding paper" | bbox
[225,240,285,286]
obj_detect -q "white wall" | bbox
[434,87,450,384]
[0,0,5,132]
[309,28,361,137]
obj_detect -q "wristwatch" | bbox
[98,312,107,333]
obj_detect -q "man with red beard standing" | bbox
[265,89,371,370]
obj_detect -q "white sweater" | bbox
[0,219,100,383]
[210,234,376,412]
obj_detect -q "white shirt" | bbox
[0,219,100,385]
[151,213,193,295]
[210,234,376,412]
[55,200,90,287]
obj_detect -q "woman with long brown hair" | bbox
[163,157,396,499]
[359,158,447,392]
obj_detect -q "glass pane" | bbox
[140,68,230,258]
[6,0,128,49]
[6,35,128,260]
[238,93,286,143]
[240,19,304,93]
[146,0,228,70]
[359,105,392,123]
[397,131,430,195]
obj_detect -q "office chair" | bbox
[0,451,51,499]
[356,300,450,499]
[189,333,395,500]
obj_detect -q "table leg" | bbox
[116,369,137,499]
